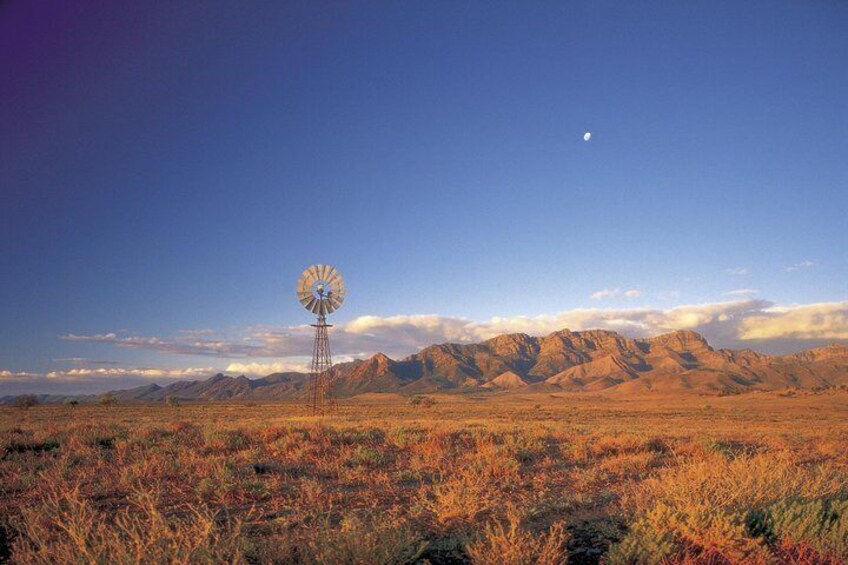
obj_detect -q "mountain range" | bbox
[4,329,848,403]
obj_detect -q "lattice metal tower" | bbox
[296,265,346,416]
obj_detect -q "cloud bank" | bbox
[0,370,41,380]
[44,367,215,380]
[60,299,848,361]
[224,362,310,376]
[4,299,846,395]
[0,366,215,397]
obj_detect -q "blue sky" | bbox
[1,1,846,394]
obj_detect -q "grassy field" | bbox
[2,390,848,564]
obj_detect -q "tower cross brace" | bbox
[309,315,333,415]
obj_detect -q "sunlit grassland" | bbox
[2,391,848,564]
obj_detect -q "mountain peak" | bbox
[369,352,394,366]
[485,332,533,344]
[647,330,710,349]
[482,371,528,390]
[484,333,539,356]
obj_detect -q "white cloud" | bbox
[591,288,641,300]
[591,288,620,300]
[739,302,848,340]
[44,367,215,381]
[723,289,759,297]
[786,260,816,272]
[225,361,309,376]
[54,358,120,365]
[1,370,41,380]
[61,331,275,357]
[726,267,748,276]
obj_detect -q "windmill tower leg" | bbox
[309,315,333,416]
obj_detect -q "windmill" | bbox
[296,264,346,415]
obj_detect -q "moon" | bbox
[583,132,592,141]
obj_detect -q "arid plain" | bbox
[3,390,848,564]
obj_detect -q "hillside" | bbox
[4,329,847,403]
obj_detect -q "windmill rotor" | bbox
[297,264,346,316]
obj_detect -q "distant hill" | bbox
[3,329,847,404]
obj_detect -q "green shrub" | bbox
[749,497,848,561]
[345,446,384,468]
[606,512,679,565]
[409,395,436,408]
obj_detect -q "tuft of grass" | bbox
[11,485,246,564]
[344,445,384,468]
[466,508,569,565]
[748,496,848,563]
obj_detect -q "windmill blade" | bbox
[304,297,318,312]
[296,275,308,293]
[323,266,339,286]
[302,265,316,285]
[318,264,330,281]
[297,277,312,293]
[308,265,322,284]
[297,281,313,297]
[332,276,346,295]
[301,267,316,284]
[299,295,314,307]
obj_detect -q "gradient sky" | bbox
[2,1,846,395]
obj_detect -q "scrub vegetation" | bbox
[2,390,847,564]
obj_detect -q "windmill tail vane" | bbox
[296,264,346,416]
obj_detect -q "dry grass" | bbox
[1,390,847,563]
